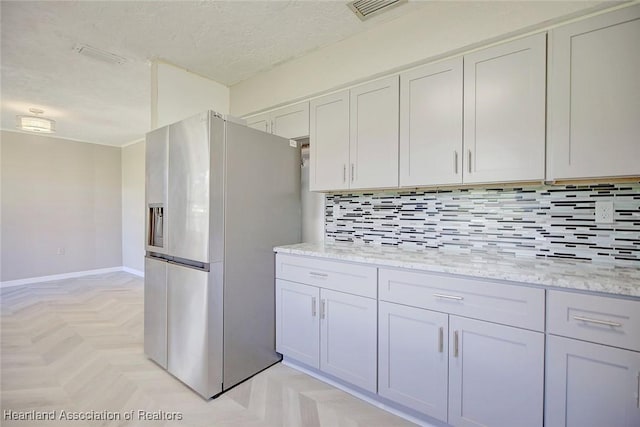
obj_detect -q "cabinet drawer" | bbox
[547,290,640,351]
[276,254,377,298]
[379,268,545,331]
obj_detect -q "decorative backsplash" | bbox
[325,183,640,266]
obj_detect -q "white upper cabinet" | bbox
[310,91,350,191]
[464,33,546,184]
[547,5,640,180]
[350,76,400,190]
[246,113,270,134]
[400,57,463,187]
[245,102,310,139]
[270,102,310,140]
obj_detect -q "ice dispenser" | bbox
[148,204,164,247]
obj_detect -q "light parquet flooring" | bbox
[1,272,416,427]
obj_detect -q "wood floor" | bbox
[0,272,416,426]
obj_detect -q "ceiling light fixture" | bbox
[73,43,127,65]
[16,108,56,133]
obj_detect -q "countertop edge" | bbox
[274,245,640,299]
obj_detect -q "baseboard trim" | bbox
[1,266,143,288]
[282,358,442,427]
[122,267,144,277]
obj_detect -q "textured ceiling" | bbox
[0,0,428,146]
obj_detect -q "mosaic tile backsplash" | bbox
[325,183,640,266]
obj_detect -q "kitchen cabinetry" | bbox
[349,76,399,189]
[246,102,310,139]
[399,32,546,189]
[378,301,448,419]
[463,33,546,184]
[448,316,544,427]
[547,5,640,180]
[309,91,350,191]
[274,279,319,368]
[310,76,399,191]
[378,268,545,426]
[400,57,463,187]
[275,254,378,392]
[545,290,640,427]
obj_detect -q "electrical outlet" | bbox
[595,200,614,224]
[56,247,65,255]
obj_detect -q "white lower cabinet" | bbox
[276,254,638,427]
[275,277,377,393]
[545,289,640,427]
[275,279,320,368]
[379,302,544,426]
[320,289,377,392]
[448,316,544,427]
[378,301,448,420]
[545,335,640,427]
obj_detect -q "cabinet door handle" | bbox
[343,164,347,183]
[637,372,640,409]
[454,151,458,174]
[438,327,444,353]
[270,120,274,134]
[454,330,459,358]
[351,164,355,182]
[467,149,472,173]
[311,297,317,317]
[433,293,464,301]
[572,315,622,327]
[320,299,326,319]
[309,271,328,278]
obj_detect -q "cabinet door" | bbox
[448,316,544,427]
[350,76,400,189]
[320,289,377,393]
[463,33,546,184]
[246,112,270,133]
[144,257,167,369]
[400,57,463,187]
[271,102,310,139]
[547,5,640,180]
[310,91,350,191]
[545,335,640,427]
[378,302,448,421]
[275,279,320,369]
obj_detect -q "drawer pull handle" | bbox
[573,315,622,327]
[311,297,316,317]
[434,293,464,301]
[454,330,459,358]
[438,327,444,353]
[320,299,326,320]
[309,271,328,278]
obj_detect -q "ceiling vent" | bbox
[73,44,127,65]
[347,0,407,21]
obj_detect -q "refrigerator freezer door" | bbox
[168,112,210,263]
[145,126,169,254]
[144,257,168,368]
[167,262,218,397]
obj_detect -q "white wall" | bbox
[152,61,230,129]
[122,140,145,274]
[230,1,608,116]
[0,131,122,281]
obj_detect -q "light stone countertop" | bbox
[274,242,640,298]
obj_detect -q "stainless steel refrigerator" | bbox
[144,111,301,398]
